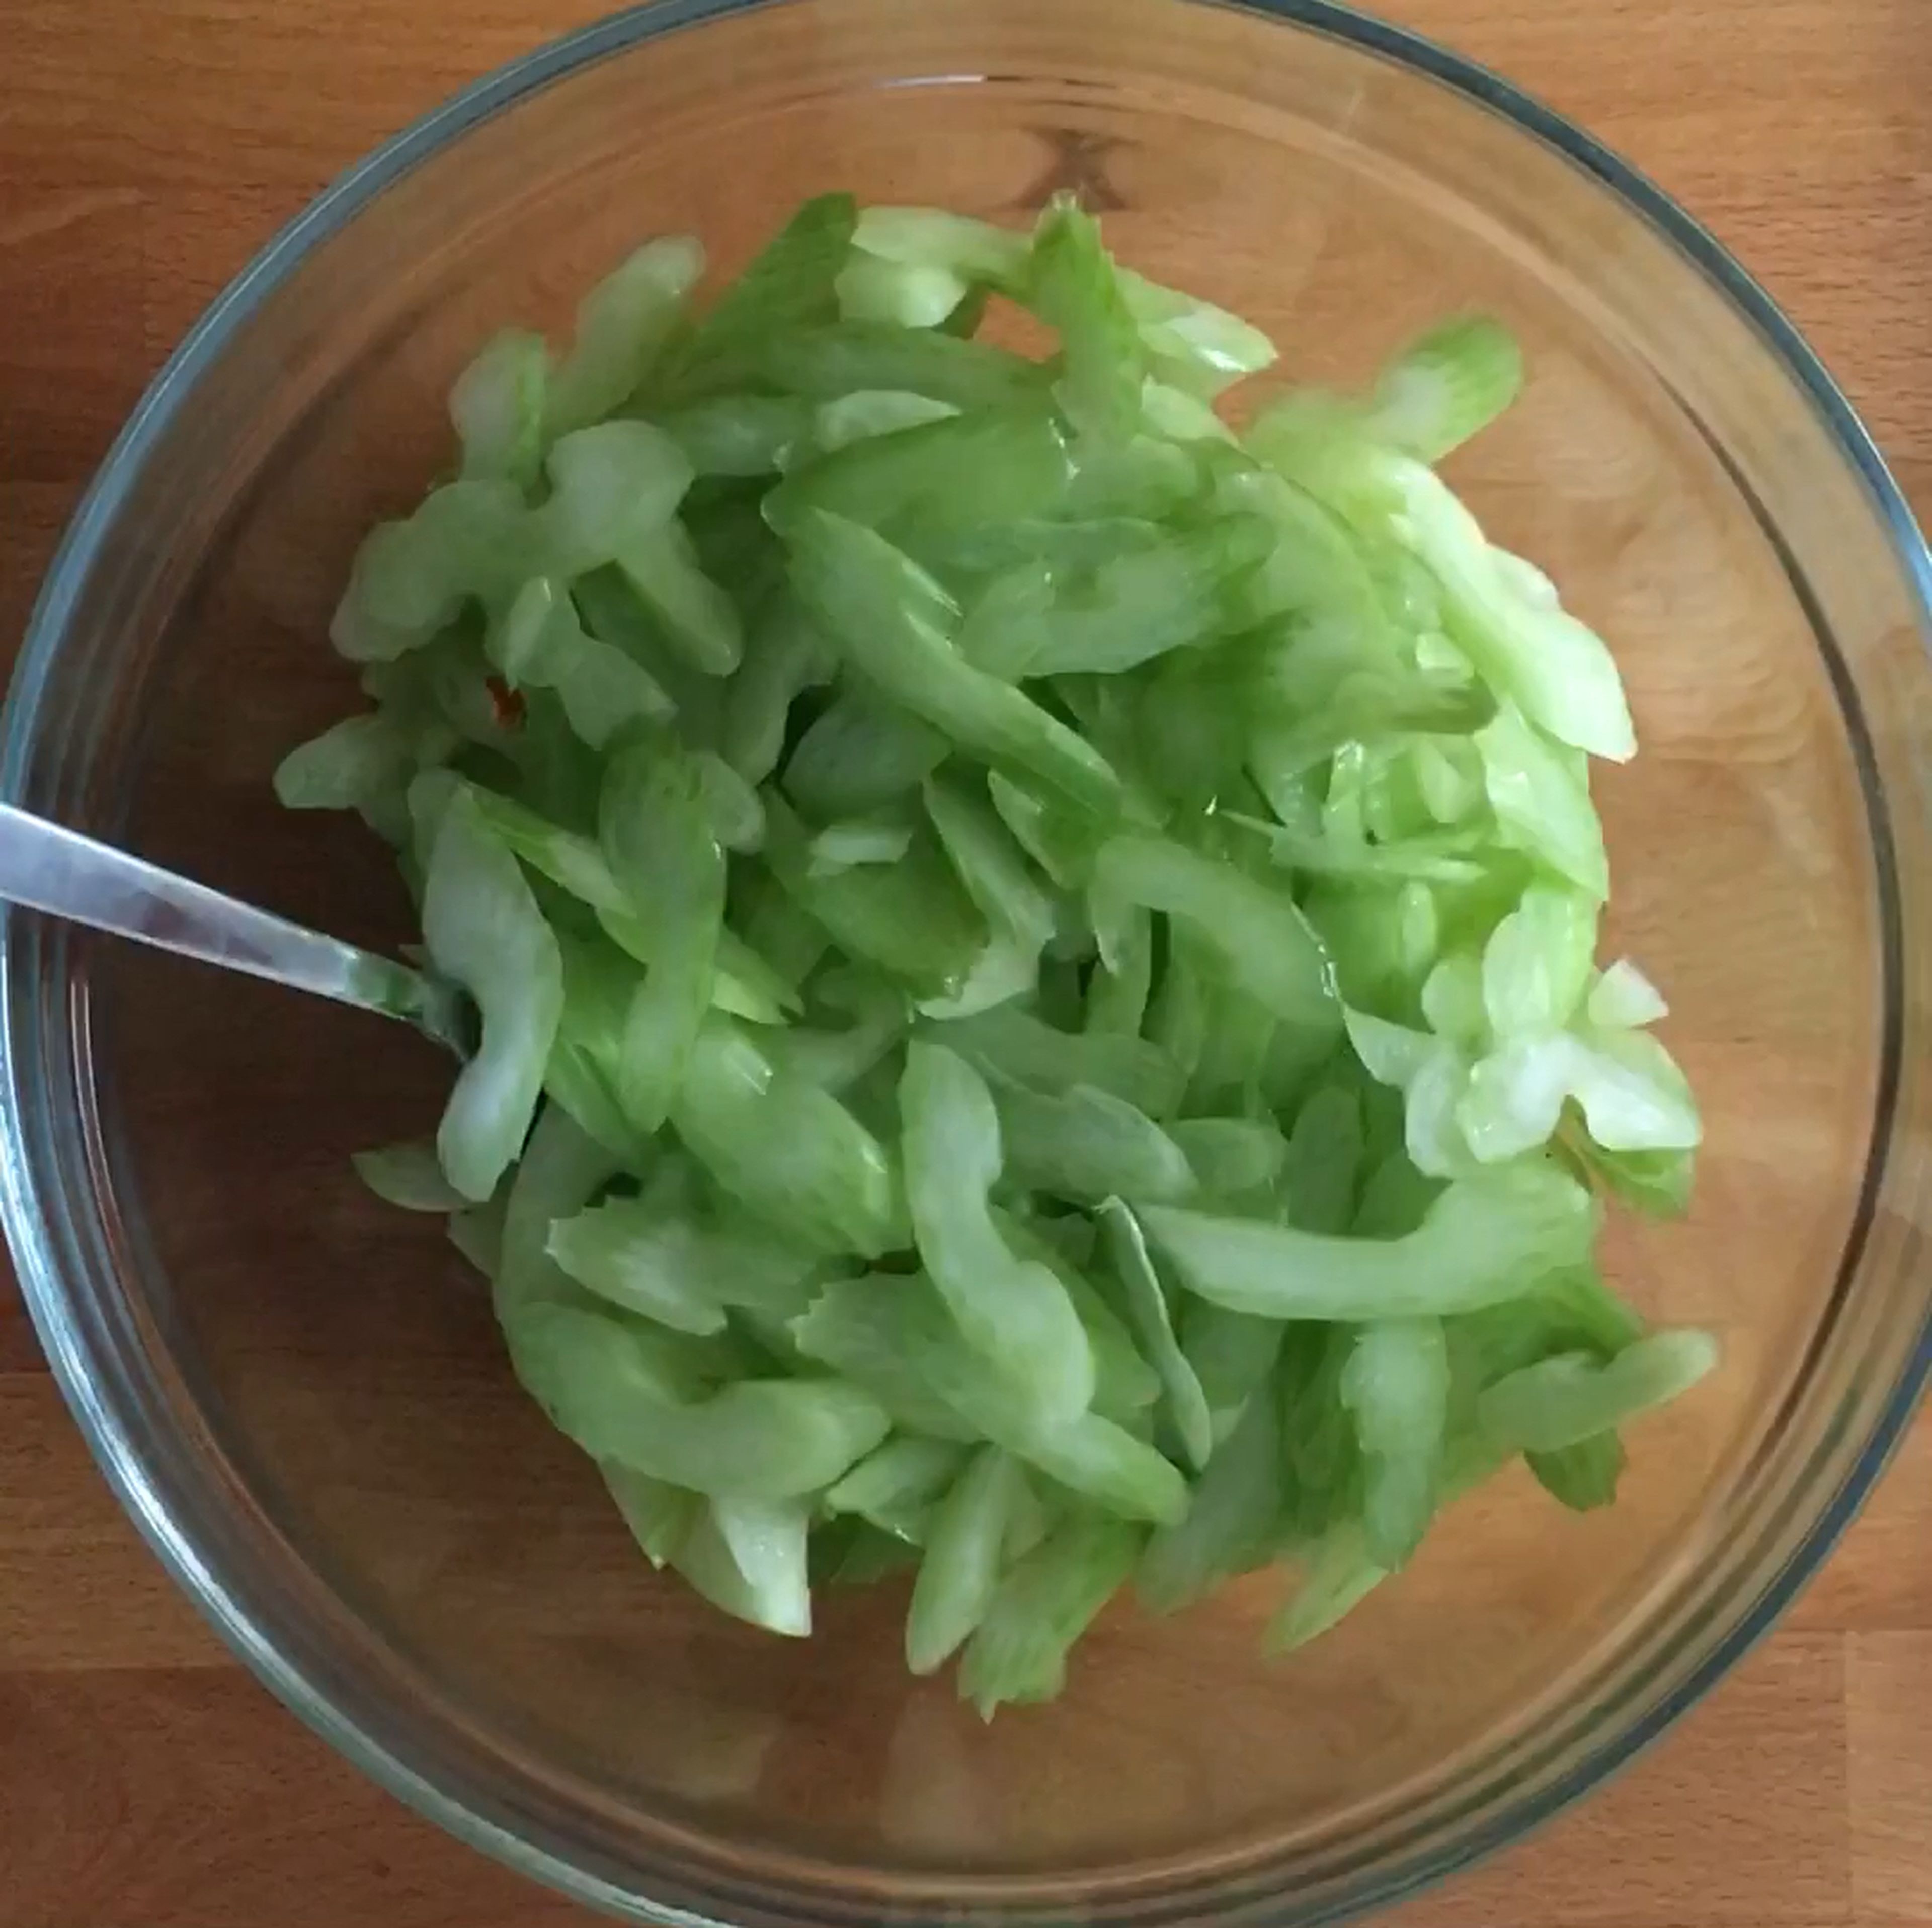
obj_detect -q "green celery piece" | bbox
[994,1082,1195,1207]
[274,714,413,814]
[764,792,986,999]
[767,407,1073,564]
[352,1140,469,1213]
[753,320,1044,412]
[450,328,550,490]
[906,1448,1029,1674]
[422,793,564,1202]
[1142,377,1237,443]
[823,1520,923,1586]
[546,1193,820,1334]
[785,509,1123,820]
[783,691,948,819]
[673,1495,814,1636]
[766,978,907,1096]
[1093,835,1339,1032]
[1365,314,1523,463]
[1099,1200,1212,1472]
[672,1016,901,1257]
[540,421,694,577]
[834,252,968,327]
[659,394,812,476]
[492,1103,618,1325]
[489,576,675,750]
[332,480,530,661]
[1476,705,1609,900]
[791,1274,1185,1523]
[900,1041,1095,1427]
[1481,883,1599,1040]
[1562,1128,1696,1220]
[1277,1324,1365,1543]
[511,1298,888,1496]
[1119,267,1277,396]
[1302,877,1440,1017]
[921,771,1058,1019]
[1527,1431,1626,1510]
[722,595,832,786]
[807,817,916,877]
[1085,902,1153,1036]
[663,193,857,391]
[548,235,705,434]
[1459,1026,1701,1168]
[600,739,726,1133]
[935,1003,1185,1118]
[1167,1118,1288,1199]
[1281,1082,1366,1232]
[1026,194,1146,443]
[617,516,744,676]
[809,388,961,454]
[602,1464,699,1568]
[958,1515,1143,1717]
[1265,1520,1386,1654]
[986,771,1101,892]
[1138,1378,1283,1612]
[1141,1160,1596,1319]
[1340,1317,1451,1569]
[827,1436,972,1542]
[853,206,1030,286]
[1586,958,1668,1029]
[1478,1328,1719,1454]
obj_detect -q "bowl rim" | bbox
[6,1,1932,1923]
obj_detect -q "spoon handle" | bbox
[0,802,451,1038]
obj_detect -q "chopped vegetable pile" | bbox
[280,193,1711,1716]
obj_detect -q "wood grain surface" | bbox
[3,1,1929,1924]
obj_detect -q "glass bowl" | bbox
[6,1,1931,1923]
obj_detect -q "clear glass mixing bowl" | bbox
[6,1,1931,1922]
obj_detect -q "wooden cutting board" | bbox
[2,1,1927,1923]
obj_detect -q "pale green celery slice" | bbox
[617,517,744,676]
[673,1495,815,1636]
[1265,1521,1387,1653]
[1099,1200,1212,1472]
[1340,1317,1451,1569]
[1526,1430,1627,1510]
[1365,315,1523,463]
[827,1437,972,1541]
[539,420,694,577]
[1142,378,1237,442]
[352,1140,469,1213]
[723,597,832,786]
[546,1193,820,1334]
[1138,1377,1282,1612]
[659,394,812,476]
[422,794,564,1202]
[763,793,986,1000]
[273,715,413,812]
[548,235,705,434]
[786,509,1123,820]
[1478,1329,1719,1455]
[985,771,1099,892]
[810,389,962,456]
[450,328,550,489]
[1422,952,1488,1050]
[958,1516,1144,1716]
[448,1198,508,1278]
[792,1274,1185,1523]
[1281,1083,1366,1233]
[1460,1027,1701,1166]
[906,1448,1028,1674]
[492,1104,618,1327]
[1476,705,1609,899]
[602,1465,699,1568]
[513,1298,888,1496]
[783,691,948,819]
[672,1017,902,1258]
[853,206,1031,285]
[935,1004,1185,1118]
[489,576,675,749]
[1118,266,1277,395]
[920,771,1059,1020]
[992,1082,1195,1206]
[1586,958,1669,1030]
[753,321,1044,412]
[666,194,856,389]
[1167,1118,1288,1198]
[1085,902,1153,1036]
[835,253,970,328]
[1481,883,1598,1039]
[900,1041,1095,1428]
[332,480,530,661]
[599,739,725,1134]
[1026,194,1146,443]
[1093,835,1338,1032]
[765,978,907,1096]
[807,817,916,878]
[1142,1161,1596,1320]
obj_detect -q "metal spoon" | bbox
[0,802,471,1053]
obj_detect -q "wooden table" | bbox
[3,0,1929,1923]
